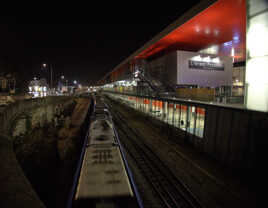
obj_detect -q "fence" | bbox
[104,90,263,170]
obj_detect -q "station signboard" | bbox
[189,60,224,71]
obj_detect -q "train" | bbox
[73,93,142,208]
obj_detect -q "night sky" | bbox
[0,2,201,87]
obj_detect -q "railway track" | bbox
[106,99,203,208]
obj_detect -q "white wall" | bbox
[177,50,233,87]
[246,0,268,112]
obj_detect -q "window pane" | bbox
[180,105,188,131]
[195,107,205,138]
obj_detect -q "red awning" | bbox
[136,0,246,62]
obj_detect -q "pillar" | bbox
[246,0,268,111]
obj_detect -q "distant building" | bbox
[28,78,49,97]
[0,73,16,94]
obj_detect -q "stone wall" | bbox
[0,96,75,208]
[0,96,74,138]
[0,134,46,208]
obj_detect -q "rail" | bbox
[103,90,260,170]
[107,98,203,208]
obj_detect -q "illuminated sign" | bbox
[189,59,224,71]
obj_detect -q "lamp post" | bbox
[42,63,53,92]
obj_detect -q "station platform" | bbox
[109,97,256,208]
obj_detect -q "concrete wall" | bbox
[147,52,178,85]
[0,97,74,138]
[148,55,167,83]
[166,51,178,85]
[0,96,76,208]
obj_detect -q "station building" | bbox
[99,0,268,112]
[97,0,268,172]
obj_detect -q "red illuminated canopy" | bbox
[99,0,246,84]
[136,0,246,61]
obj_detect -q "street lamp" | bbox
[42,63,53,91]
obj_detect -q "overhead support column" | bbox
[246,0,268,112]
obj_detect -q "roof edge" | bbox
[99,0,218,83]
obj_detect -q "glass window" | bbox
[187,106,196,135]
[195,107,205,138]
[179,105,188,131]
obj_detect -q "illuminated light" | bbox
[44,87,47,92]
[231,48,235,56]
[247,23,268,57]
[34,86,38,92]
[246,83,268,112]
[134,71,140,78]
[199,45,219,55]
[29,87,32,92]
[192,55,202,61]
[202,56,211,62]
[214,29,219,36]
[246,2,268,112]
[204,28,210,34]
[233,35,240,44]
[212,57,220,63]
[246,56,268,112]
[195,26,201,33]
[233,35,239,41]
[134,0,246,61]
[223,41,232,47]
[33,92,39,98]
[246,57,268,84]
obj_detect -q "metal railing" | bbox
[104,91,206,139]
